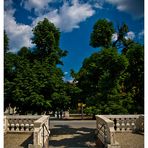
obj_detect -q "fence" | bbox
[95,115,144,148]
[4,115,50,148]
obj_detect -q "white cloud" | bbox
[86,0,104,9]
[32,0,95,32]
[21,0,53,15]
[4,0,95,51]
[4,8,33,52]
[112,31,135,42]
[64,72,68,75]
[112,33,118,42]
[125,31,135,40]
[106,0,144,19]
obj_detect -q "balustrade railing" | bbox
[96,115,117,147]
[4,115,50,148]
[29,115,50,148]
[104,115,139,132]
[5,115,41,132]
[96,115,144,148]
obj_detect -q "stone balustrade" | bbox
[5,115,41,132]
[4,115,50,148]
[29,115,50,148]
[104,115,139,132]
[96,115,120,148]
[95,115,144,148]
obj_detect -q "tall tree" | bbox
[74,48,129,114]
[90,19,115,48]
[4,31,17,111]
[73,19,144,115]
[125,43,144,113]
[4,18,69,114]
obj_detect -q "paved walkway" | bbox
[49,120,97,148]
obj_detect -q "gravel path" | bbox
[49,120,97,148]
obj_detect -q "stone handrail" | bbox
[96,115,144,148]
[96,115,116,147]
[29,115,50,148]
[5,115,41,132]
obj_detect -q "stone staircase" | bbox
[4,115,144,148]
[4,130,144,148]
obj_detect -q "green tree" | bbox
[74,48,130,114]
[125,43,144,113]
[4,18,69,114]
[75,19,144,115]
[90,19,115,48]
[32,18,67,64]
[4,31,17,111]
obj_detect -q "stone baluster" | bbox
[11,123,15,131]
[21,123,25,131]
[16,123,19,131]
[120,118,125,131]
[131,118,136,130]
[30,124,34,131]
[25,123,30,131]
[116,118,120,131]
[126,118,130,131]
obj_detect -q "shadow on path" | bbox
[49,125,97,147]
[4,133,33,148]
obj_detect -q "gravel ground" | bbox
[114,132,144,148]
[4,133,33,148]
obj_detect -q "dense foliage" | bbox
[72,19,144,115]
[4,19,69,115]
[4,18,144,116]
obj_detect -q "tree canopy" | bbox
[72,19,144,115]
[4,18,144,115]
[90,19,115,48]
[4,19,69,115]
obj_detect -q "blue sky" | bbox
[4,0,144,81]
